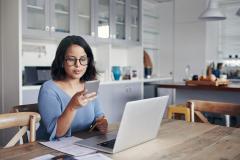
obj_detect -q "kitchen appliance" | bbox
[23,66,51,85]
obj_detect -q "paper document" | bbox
[39,136,96,156]
[75,153,112,160]
[30,154,54,160]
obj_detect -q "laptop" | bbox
[75,96,169,154]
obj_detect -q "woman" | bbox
[37,35,108,140]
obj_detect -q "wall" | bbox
[173,0,207,81]
[158,1,174,77]
[0,0,21,146]
[0,0,2,114]
[205,22,219,63]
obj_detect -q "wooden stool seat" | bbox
[168,105,191,122]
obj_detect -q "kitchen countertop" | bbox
[148,81,240,92]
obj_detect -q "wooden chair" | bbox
[0,112,41,148]
[13,103,38,113]
[168,104,191,122]
[12,103,39,143]
[187,100,240,127]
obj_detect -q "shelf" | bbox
[100,79,142,85]
[22,85,41,90]
[222,58,240,60]
[27,5,44,10]
[144,47,160,51]
[78,14,90,19]
[55,10,69,15]
[116,0,125,5]
[130,5,138,9]
[143,14,159,19]
[143,76,173,83]
[98,17,109,23]
[116,21,125,25]
[131,24,138,28]
[143,30,159,35]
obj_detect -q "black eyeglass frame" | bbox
[64,56,89,66]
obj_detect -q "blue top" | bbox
[36,80,104,141]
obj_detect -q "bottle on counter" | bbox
[184,65,191,80]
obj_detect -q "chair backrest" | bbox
[13,103,38,113]
[0,112,41,148]
[187,100,240,126]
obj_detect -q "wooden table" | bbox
[1,120,240,160]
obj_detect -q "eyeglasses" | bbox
[65,56,88,66]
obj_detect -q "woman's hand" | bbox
[69,90,97,110]
[96,116,108,134]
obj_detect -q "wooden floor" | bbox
[0,120,240,160]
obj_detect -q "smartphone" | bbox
[85,80,100,94]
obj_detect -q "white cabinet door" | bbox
[22,0,50,37]
[74,0,93,36]
[23,0,74,38]
[98,82,142,123]
[22,88,40,104]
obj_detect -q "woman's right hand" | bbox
[69,90,97,110]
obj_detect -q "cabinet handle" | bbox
[51,26,55,32]
[45,26,50,31]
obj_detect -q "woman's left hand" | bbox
[96,116,108,134]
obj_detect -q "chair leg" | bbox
[225,115,230,127]
[29,115,36,143]
[168,108,172,120]
[185,108,191,122]
[4,126,28,148]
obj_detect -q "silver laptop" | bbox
[75,96,169,154]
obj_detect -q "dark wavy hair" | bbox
[51,35,96,82]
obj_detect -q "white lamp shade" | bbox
[199,0,226,21]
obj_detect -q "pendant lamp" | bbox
[199,0,226,21]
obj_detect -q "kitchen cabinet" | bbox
[94,0,110,39]
[22,0,75,38]
[73,0,94,36]
[94,0,141,43]
[23,0,97,39]
[128,0,141,42]
[22,0,141,43]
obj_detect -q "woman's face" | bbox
[64,44,88,80]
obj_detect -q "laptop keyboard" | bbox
[97,139,116,149]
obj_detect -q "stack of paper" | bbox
[39,136,96,156]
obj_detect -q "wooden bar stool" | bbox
[168,104,191,122]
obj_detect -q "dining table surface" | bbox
[0,119,240,160]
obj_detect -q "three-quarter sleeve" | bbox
[93,96,105,119]
[38,86,71,140]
